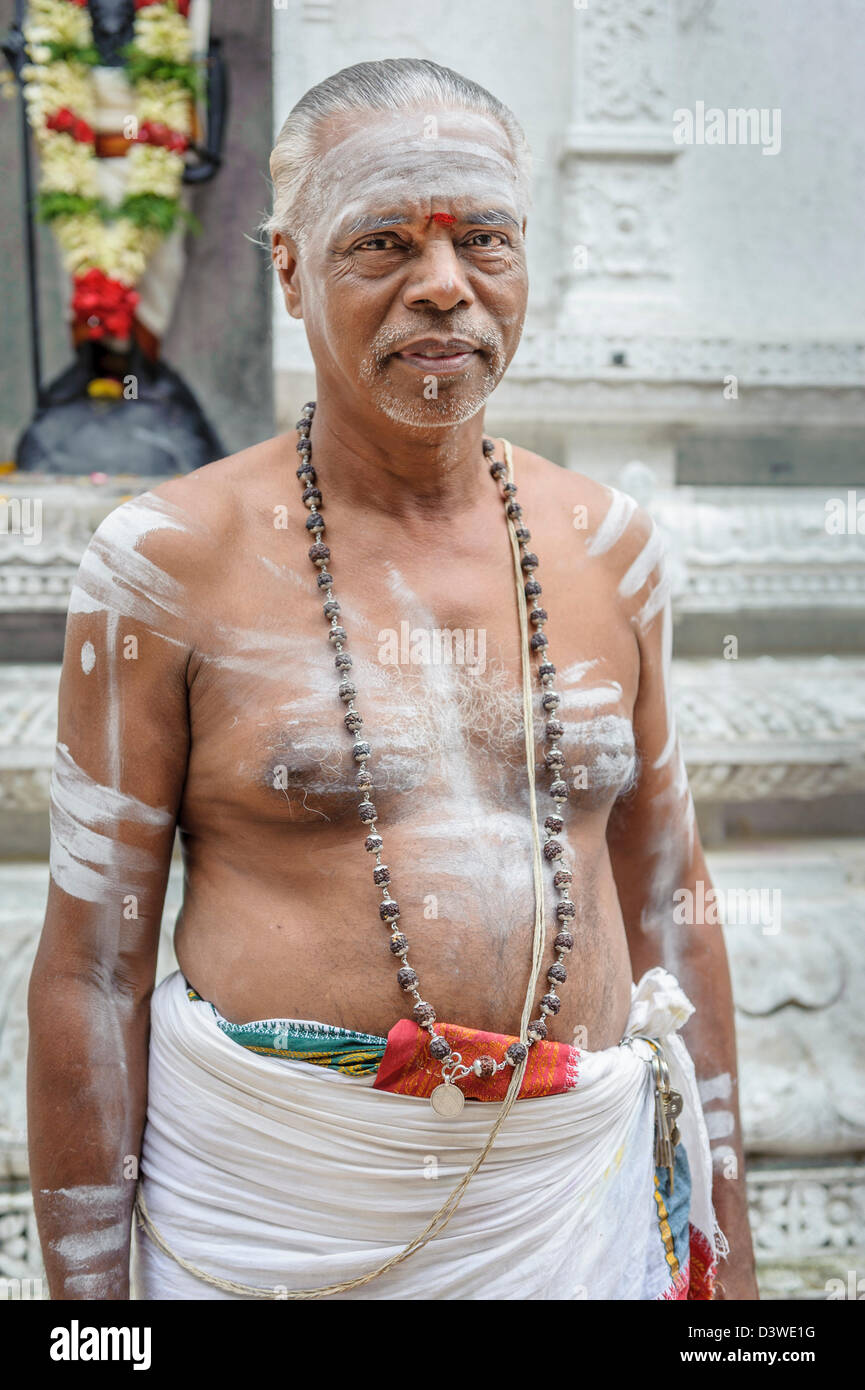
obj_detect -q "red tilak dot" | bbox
[430,213,457,225]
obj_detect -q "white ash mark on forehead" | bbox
[304,109,527,257]
[312,112,519,190]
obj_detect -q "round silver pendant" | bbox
[430,1083,465,1117]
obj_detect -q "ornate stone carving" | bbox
[675,657,865,801]
[566,163,678,284]
[0,1191,45,1293]
[675,0,718,30]
[572,1,673,129]
[511,332,865,385]
[713,842,865,1157]
[0,479,141,611]
[650,487,865,615]
[0,916,35,1180]
[560,2,681,324]
[748,1164,865,1262]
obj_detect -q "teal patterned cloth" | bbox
[185,981,387,1075]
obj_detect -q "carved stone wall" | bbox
[558,0,682,333]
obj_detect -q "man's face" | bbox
[275,107,529,428]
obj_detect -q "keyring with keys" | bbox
[621,1036,683,1191]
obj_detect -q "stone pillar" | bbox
[557,0,683,338]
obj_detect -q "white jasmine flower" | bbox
[134,8,192,64]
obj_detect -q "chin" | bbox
[369,392,488,429]
[366,364,503,429]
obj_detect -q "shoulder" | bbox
[507,443,663,570]
[85,436,286,580]
[507,442,670,628]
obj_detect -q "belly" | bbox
[172,809,634,1051]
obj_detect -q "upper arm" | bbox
[36,489,202,993]
[597,496,699,936]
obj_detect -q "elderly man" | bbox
[28,58,757,1300]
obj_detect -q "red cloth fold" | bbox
[373,1018,580,1101]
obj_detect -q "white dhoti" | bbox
[132,968,720,1300]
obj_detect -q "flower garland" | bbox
[21,0,198,342]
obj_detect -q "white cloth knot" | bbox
[624,966,695,1041]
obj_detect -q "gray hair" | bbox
[260,57,532,250]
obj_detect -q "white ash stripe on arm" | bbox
[49,743,173,904]
[636,564,672,631]
[586,489,638,558]
[618,523,666,599]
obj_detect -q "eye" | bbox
[464,231,509,248]
[353,235,403,252]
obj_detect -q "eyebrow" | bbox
[337,208,521,239]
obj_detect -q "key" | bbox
[651,1053,675,1191]
[665,1089,683,1149]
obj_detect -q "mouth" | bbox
[390,338,481,373]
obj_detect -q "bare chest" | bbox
[181,504,640,835]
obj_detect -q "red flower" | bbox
[134,0,190,14]
[46,107,95,144]
[135,120,189,153]
[72,269,140,341]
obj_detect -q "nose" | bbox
[402,239,475,313]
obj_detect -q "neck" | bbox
[301,386,493,523]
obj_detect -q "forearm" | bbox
[27,968,150,1300]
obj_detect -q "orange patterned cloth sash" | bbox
[372,1019,580,1101]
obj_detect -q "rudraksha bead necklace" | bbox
[295,400,575,1117]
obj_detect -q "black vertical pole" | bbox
[4,0,43,407]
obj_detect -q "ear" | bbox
[272,232,303,320]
